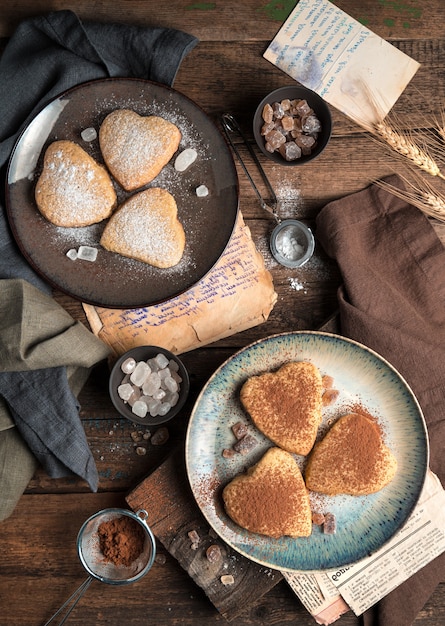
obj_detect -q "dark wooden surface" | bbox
[1,1,444,625]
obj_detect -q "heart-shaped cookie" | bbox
[99,109,181,191]
[35,140,117,227]
[100,187,185,268]
[305,413,398,495]
[222,447,312,538]
[240,361,323,455]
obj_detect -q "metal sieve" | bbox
[43,508,156,625]
[221,113,315,268]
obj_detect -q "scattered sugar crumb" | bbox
[289,277,307,292]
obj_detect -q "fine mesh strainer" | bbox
[44,508,156,625]
[221,113,315,268]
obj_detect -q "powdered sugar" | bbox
[101,189,185,267]
[35,141,116,227]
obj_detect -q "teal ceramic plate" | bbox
[185,332,429,571]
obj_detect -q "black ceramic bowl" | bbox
[253,85,332,165]
[109,346,190,426]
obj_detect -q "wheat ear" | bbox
[344,81,445,179]
[375,171,445,221]
[371,120,445,180]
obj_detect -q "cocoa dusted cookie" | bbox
[99,109,181,191]
[222,447,312,538]
[35,140,117,227]
[305,413,398,495]
[240,361,323,455]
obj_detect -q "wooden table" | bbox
[1,2,444,625]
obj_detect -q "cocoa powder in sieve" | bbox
[98,516,145,566]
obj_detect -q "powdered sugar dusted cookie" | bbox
[99,109,181,191]
[100,187,185,268]
[35,140,117,227]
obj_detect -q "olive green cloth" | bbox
[0,279,110,520]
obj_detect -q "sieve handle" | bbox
[42,576,93,626]
[220,113,280,223]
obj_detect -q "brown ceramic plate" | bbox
[6,78,239,308]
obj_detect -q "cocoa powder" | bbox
[324,413,382,490]
[98,516,145,566]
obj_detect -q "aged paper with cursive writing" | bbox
[264,0,420,127]
[83,212,277,356]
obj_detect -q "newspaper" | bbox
[263,0,420,126]
[284,470,445,624]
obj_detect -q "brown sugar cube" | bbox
[261,121,276,136]
[322,388,339,407]
[281,115,295,132]
[280,98,291,111]
[264,129,286,150]
[232,421,248,440]
[279,141,302,161]
[322,375,334,389]
[262,103,273,123]
[233,433,258,455]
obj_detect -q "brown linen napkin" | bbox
[315,174,445,626]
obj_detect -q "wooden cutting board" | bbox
[126,449,283,621]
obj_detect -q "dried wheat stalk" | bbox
[371,120,445,180]
[348,83,445,180]
[375,170,445,221]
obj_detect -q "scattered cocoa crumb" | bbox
[322,375,334,389]
[323,512,337,534]
[206,544,222,563]
[155,552,167,565]
[322,388,339,406]
[232,422,248,440]
[222,448,235,459]
[131,431,143,442]
[311,512,325,525]
[136,446,146,456]
[220,574,235,585]
[233,433,258,455]
[188,529,200,548]
[151,426,169,446]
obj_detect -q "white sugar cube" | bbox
[142,371,162,396]
[130,361,150,386]
[77,246,98,262]
[66,248,78,260]
[81,127,97,142]
[158,402,172,416]
[196,184,209,197]
[117,383,134,401]
[132,400,148,418]
[174,147,197,172]
[164,376,178,393]
[155,352,170,369]
[121,357,136,374]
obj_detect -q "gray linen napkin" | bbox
[0,10,198,519]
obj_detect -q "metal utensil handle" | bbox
[43,576,93,626]
[221,113,280,222]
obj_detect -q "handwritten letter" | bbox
[83,213,277,356]
[264,0,420,126]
